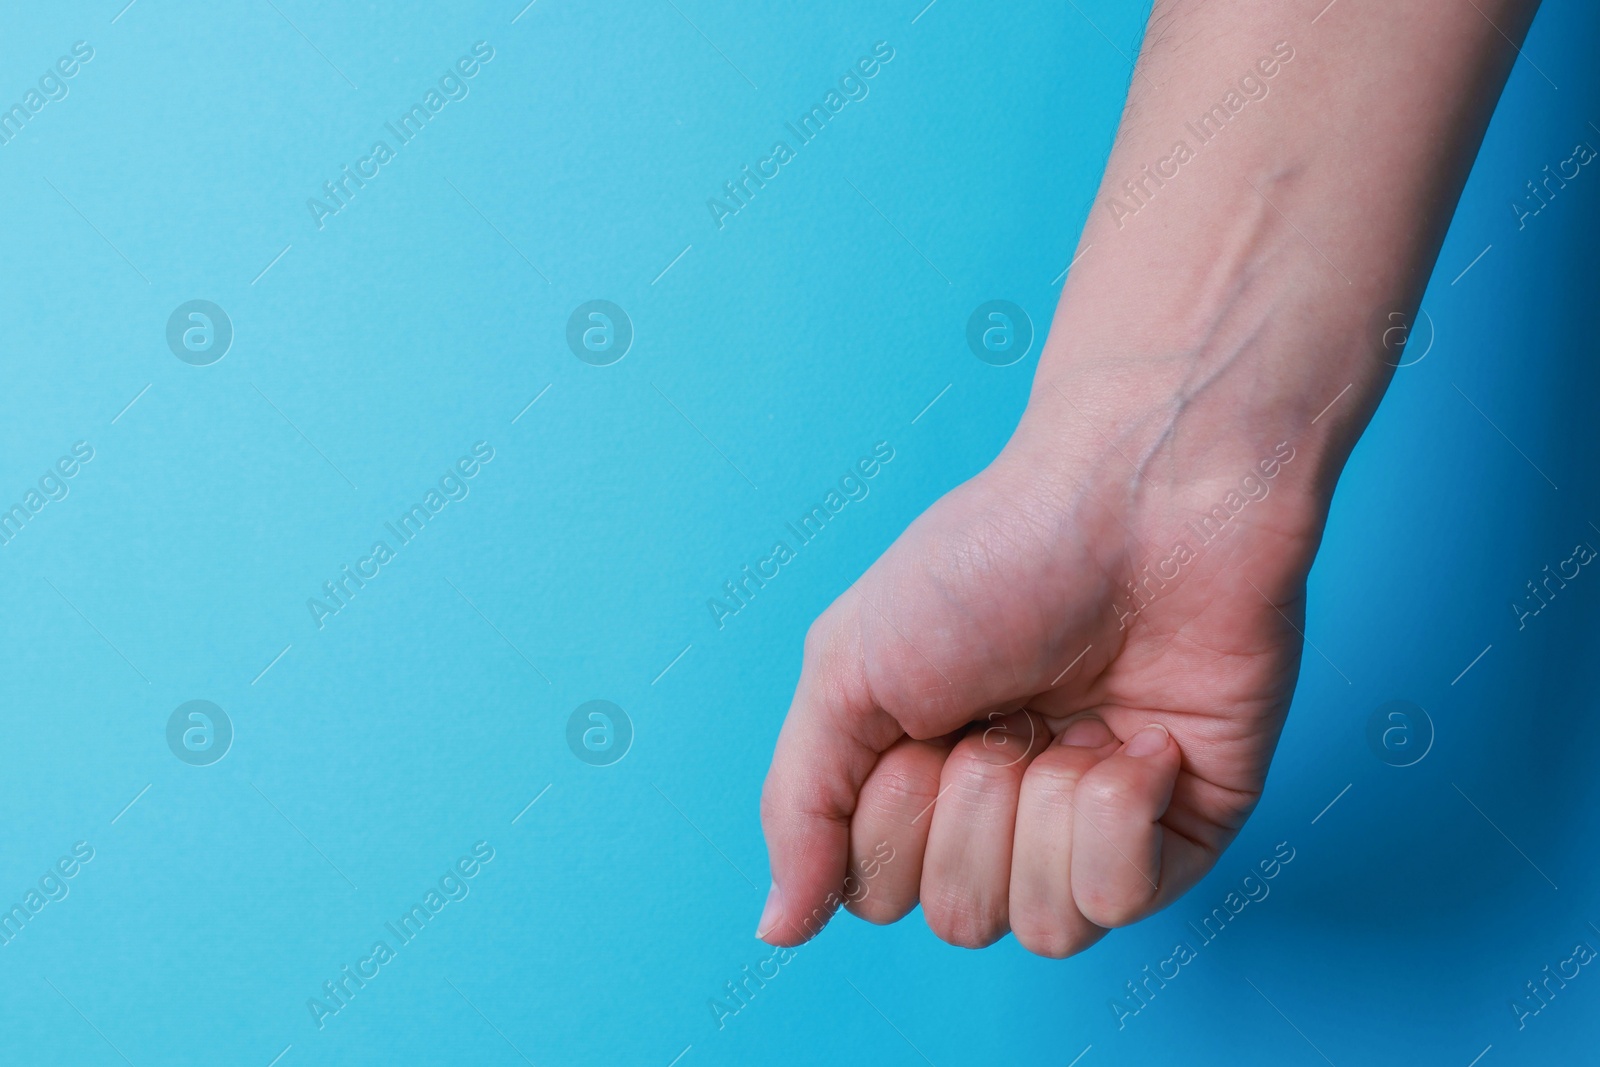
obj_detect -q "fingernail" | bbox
[1124,724,1170,758]
[1059,715,1112,748]
[755,882,784,939]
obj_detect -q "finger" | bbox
[758,606,904,946]
[843,735,955,925]
[920,710,1051,948]
[1070,723,1188,928]
[1009,715,1119,958]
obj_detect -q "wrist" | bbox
[1014,237,1399,509]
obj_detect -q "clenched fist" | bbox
[756,376,1326,956]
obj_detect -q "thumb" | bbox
[758,608,903,946]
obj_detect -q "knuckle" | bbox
[892,701,952,742]
[1023,758,1090,803]
[921,887,1007,949]
[941,752,1021,805]
[1012,922,1098,960]
[845,892,914,926]
[758,769,792,824]
[758,784,781,831]
[801,613,834,663]
[868,668,957,739]
[760,772,830,835]
[861,767,940,817]
[857,644,965,741]
[1078,771,1139,815]
[1074,884,1153,929]
[799,601,857,684]
[926,912,1005,949]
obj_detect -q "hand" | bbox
[755,379,1331,956]
[754,0,1535,960]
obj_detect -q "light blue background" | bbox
[1,1,1596,1064]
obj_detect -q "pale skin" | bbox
[757,0,1544,956]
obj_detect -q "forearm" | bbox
[1022,0,1540,497]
